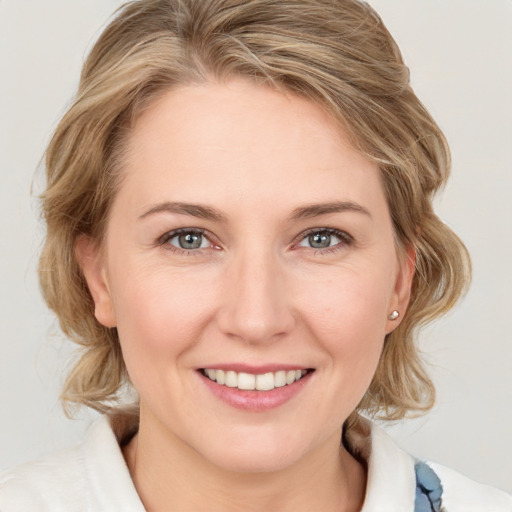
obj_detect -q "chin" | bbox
[206,447,300,474]
[192,427,317,475]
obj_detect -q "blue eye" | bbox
[163,230,210,250]
[298,229,349,250]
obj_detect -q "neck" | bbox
[123,411,366,512]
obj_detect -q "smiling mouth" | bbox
[200,368,313,391]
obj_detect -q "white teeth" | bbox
[274,370,287,388]
[256,372,274,391]
[286,370,296,385]
[203,368,309,391]
[237,372,256,390]
[215,369,226,385]
[225,371,237,388]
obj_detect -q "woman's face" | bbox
[81,79,412,473]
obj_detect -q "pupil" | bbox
[310,232,331,248]
[179,232,202,249]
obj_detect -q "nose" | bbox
[216,246,296,345]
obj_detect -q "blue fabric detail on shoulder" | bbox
[414,461,443,512]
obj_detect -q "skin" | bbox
[78,78,413,512]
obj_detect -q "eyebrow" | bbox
[138,200,371,223]
[138,202,228,223]
[288,201,371,220]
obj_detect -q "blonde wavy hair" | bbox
[39,0,470,420]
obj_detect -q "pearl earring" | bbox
[388,310,400,321]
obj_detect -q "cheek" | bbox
[109,263,218,378]
[299,266,391,333]
[297,267,391,373]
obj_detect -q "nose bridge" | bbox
[217,242,294,344]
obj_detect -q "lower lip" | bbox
[198,371,313,412]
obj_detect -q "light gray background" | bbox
[1,0,511,493]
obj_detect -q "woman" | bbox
[1,0,510,510]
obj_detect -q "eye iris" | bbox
[178,232,203,249]
[309,232,331,249]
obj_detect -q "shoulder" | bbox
[426,460,512,512]
[0,413,144,512]
[348,417,512,512]
[0,443,87,511]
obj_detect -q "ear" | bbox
[75,235,117,328]
[386,244,415,334]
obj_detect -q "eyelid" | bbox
[156,226,353,254]
[158,227,220,251]
[292,227,354,251]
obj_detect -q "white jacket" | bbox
[0,414,510,511]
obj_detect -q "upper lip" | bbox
[197,364,312,374]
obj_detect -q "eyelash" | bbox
[157,227,353,255]
[158,228,215,255]
[293,227,354,255]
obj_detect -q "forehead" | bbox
[118,78,385,217]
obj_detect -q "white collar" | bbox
[84,412,417,511]
[84,413,145,510]
[351,419,417,511]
